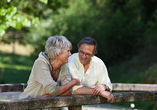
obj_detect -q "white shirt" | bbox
[68,53,112,92]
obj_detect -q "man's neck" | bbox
[83,62,90,74]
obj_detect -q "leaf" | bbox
[39,0,48,4]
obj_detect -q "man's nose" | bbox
[82,53,86,58]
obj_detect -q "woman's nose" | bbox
[69,51,72,56]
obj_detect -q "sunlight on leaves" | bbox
[39,0,48,4]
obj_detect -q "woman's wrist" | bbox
[71,78,77,85]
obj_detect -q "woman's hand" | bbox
[71,76,81,85]
[36,94,51,98]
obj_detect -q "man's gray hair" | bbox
[45,36,72,60]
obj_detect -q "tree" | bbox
[0,0,69,54]
[20,0,157,64]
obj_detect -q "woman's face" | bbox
[58,47,71,64]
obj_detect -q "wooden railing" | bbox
[0,83,157,110]
[1,83,157,92]
[113,83,157,91]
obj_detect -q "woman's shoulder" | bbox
[33,52,50,69]
[60,64,68,68]
[36,52,49,63]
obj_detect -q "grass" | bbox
[0,68,31,83]
[0,52,34,83]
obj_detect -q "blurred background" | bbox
[0,0,157,109]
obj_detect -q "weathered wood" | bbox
[112,83,157,91]
[69,105,82,110]
[0,91,157,110]
[0,84,27,92]
[0,83,157,92]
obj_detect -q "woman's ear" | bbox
[56,49,61,56]
[57,52,61,56]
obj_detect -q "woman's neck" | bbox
[50,59,62,71]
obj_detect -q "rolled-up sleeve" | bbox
[32,59,60,96]
[97,61,112,91]
[59,64,71,85]
[68,62,83,93]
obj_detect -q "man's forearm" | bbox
[73,87,93,95]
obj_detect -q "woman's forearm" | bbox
[58,79,77,95]
[58,90,71,96]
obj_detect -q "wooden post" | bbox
[155,101,157,110]
[0,68,4,84]
[69,105,82,110]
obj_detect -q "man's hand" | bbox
[90,84,106,95]
[99,91,113,102]
[71,76,81,86]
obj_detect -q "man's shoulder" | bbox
[68,53,80,68]
[68,53,78,62]
[92,56,104,63]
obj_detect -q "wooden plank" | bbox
[0,84,27,92]
[112,83,157,91]
[0,83,157,92]
[0,91,157,110]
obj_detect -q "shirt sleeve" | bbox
[97,60,112,91]
[32,58,60,96]
[59,64,71,85]
[67,62,83,93]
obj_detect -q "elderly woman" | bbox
[19,36,81,99]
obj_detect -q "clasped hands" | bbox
[90,84,113,102]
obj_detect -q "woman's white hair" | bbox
[45,36,72,60]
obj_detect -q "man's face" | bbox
[78,43,94,66]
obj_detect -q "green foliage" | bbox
[143,63,157,84]
[1,0,157,63]
[144,10,157,49]
[2,0,157,64]
[0,0,44,36]
[0,0,69,51]
[27,0,156,64]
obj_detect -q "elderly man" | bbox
[68,37,113,102]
